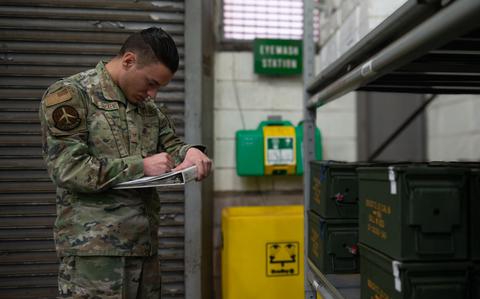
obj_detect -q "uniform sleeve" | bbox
[39,83,144,193]
[157,107,206,165]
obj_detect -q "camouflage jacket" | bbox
[40,61,197,256]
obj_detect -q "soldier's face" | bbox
[119,53,173,105]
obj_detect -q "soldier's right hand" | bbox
[143,153,174,176]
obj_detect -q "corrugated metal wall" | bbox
[0,1,187,298]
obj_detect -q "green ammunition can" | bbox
[359,243,470,299]
[358,165,469,261]
[307,211,359,274]
[472,263,480,299]
[431,162,480,261]
[471,168,480,261]
[310,161,362,219]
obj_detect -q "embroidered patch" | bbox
[52,105,81,131]
[45,88,72,107]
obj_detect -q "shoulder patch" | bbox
[52,105,81,131]
[45,88,72,107]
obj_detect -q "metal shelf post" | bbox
[303,0,316,297]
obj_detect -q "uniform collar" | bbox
[96,61,128,106]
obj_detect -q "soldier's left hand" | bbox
[173,148,212,181]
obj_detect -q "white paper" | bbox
[113,166,197,189]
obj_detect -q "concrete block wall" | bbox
[318,0,407,71]
[313,0,412,161]
[427,94,480,161]
[315,91,357,161]
[214,51,304,192]
[214,52,358,192]
[316,0,478,162]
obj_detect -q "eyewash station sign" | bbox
[254,39,303,75]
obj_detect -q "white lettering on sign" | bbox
[260,45,299,56]
[261,58,299,69]
[276,46,284,55]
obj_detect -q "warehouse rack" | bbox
[302,0,480,298]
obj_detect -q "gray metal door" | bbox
[357,92,426,162]
[0,1,186,298]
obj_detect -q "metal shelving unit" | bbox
[302,0,480,298]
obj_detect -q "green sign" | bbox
[254,39,303,75]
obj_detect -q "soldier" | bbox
[39,27,212,298]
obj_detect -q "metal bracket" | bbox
[392,260,402,292]
[388,166,397,195]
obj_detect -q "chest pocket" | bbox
[141,115,159,157]
[88,102,129,158]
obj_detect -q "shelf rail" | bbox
[307,0,480,108]
[306,0,443,95]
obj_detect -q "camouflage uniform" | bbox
[39,61,200,298]
[58,255,160,298]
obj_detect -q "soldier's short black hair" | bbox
[119,27,179,73]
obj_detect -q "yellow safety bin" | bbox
[222,205,304,299]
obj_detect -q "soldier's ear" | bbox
[122,52,136,69]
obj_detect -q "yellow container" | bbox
[222,205,304,299]
[263,126,297,175]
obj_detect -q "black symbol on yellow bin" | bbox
[266,242,299,277]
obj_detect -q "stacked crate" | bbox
[307,161,362,274]
[469,167,480,298]
[357,163,474,299]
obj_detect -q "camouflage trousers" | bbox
[57,255,161,299]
